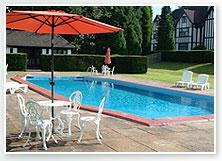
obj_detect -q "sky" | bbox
[152,6,179,20]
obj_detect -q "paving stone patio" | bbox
[6,72,214,152]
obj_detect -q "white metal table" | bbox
[37,100,72,136]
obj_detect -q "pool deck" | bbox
[6,72,214,152]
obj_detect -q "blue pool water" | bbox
[26,75,214,119]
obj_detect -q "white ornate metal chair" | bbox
[59,91,82,136]
[17,94,29,138]
[87,65,98,75]
[77,97,106,144]
[24,101,57,150]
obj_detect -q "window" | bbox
[178,43,188,50]
[152,43,158,51]
[153,31,158,39]
[12,48,17,53]
[179,28,189,37]
[42,49,47,54]
[67,49,72,54]
[58,49,62,54]
[63,50,67,54]
[6,47,10,53]
[182,16,187,23]
[53,49,57,54]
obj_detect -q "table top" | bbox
[37,100,71,107]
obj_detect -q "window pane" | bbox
[13,48,17,53]
[6,47,10,53]
[42,49,47,54]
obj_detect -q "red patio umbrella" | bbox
[6,10,123,125]
[104,48,111,65]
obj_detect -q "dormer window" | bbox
[182,16,187,23]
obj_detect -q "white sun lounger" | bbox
[189,74,210,90]
[6,82,28,94]
[175,71,193,88]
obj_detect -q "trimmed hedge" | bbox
[112,55,147,73]
[161,50,214,63]
[6,53,27,71]
[40,54,147,74]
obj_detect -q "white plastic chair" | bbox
[175,71,193,88]
[107,66,115,76]
[23,101,57,150]
[59,91,82,136]
[77,97,106,144]
[17,94,29,138]
[6,82,28,94]
[6,64,8,75]
[102,65,110,76]
[189,74,210,90]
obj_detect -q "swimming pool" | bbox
[25,75,214,119]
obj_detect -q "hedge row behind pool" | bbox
[161,50,214,63]
[40,54,148,74]
[6,53,27,71]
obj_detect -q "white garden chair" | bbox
[189,74,210,90]
[175,71,193,88]
[59,91,82,136]
[87,65,98,75]
[101,65,110,76]
[6,64,8,75]
[77,97,106,144]
[17,94,30,139]
[107,66,115,76]
[23,101,57,150]
[6,82,28,94]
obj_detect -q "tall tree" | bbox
[141,6,153,54]
[96,7,127,54]
[124,7,142,54]
[157,6,175,50]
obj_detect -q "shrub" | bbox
[40,54,147,74]
[6,53,27,71]
[161,50,214,63]
[112,55,147,73]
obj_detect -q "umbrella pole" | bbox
[50,16,55,132]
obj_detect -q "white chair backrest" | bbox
[69,91,82,110]
[17,94,28,117]
[96,97,106,120]
[197,74,209,84]
[102,65,105,70]
[86,66,92,72]
[182,71,193,82]
[26,101,43,126]
[112,66,115,72]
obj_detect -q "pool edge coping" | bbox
[10,74,214,127]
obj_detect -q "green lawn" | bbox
[125,62,214,89]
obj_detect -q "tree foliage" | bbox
[141,6,153,54]
[157,6,175,50]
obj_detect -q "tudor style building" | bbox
[151,6,214,51]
